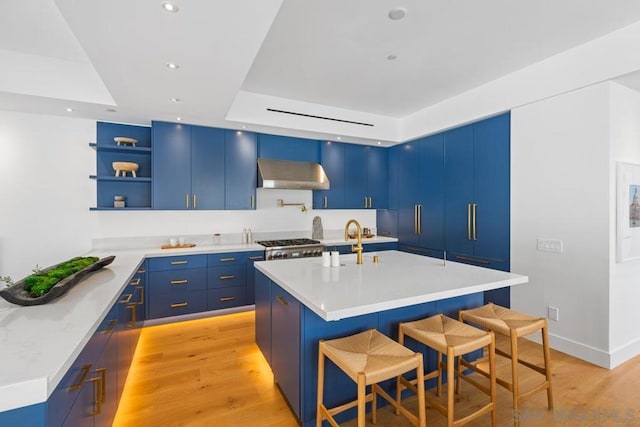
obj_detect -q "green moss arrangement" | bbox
[23,257,99,297]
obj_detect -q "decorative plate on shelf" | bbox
[0,256,115,306]
[114,136,138,146]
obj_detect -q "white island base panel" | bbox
[255,250,528,321]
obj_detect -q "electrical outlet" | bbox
[548,306,559,321]
[537,238,563,253]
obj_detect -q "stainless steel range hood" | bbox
[257,158,330,190]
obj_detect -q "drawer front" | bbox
[148,289,207,319]
[150,268,207,292]
[207,287,246,310]
[208,252,247,266]
[148,254,207,271]
[364,242,398,252]
[207,265,245,289]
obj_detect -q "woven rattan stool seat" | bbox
[317,329,426,427]
[458,303,546,337]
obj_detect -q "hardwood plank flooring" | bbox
[114,311,640,426]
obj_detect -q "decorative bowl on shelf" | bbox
[114,136,138,147]
[0,256,115,306]
[112,161,139,177]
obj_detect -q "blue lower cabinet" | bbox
[150,268,207,292]
[148,254,207,271]
[246,252,264,305]
[255,271,272,365]
[207,265,245,288]
[207,287,247,310]
[148,289,208,319]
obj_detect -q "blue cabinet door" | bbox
[314,141,345,209]
[418,134,445,251]
[473,113,510,263]
[152,121,192,209]
[271,283,301,418]
[444,124,475,256]
[225,130,257,210]
[387,145,400,210]
[344,144,368,209]
[191,126,225,210]
[94,333,118,427]
[245,251,264,304]
[398,141,421,245]
[258,134,320,162]
[367,146,388,209]
[254,271,272,365]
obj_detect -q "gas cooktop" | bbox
[256,238,321,248]
[256,238,324,260]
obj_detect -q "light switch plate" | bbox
[548,306,559,321]
[537,238,563,253]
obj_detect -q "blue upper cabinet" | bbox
[398,140,422,246]
[367,146,388,209]
[225,130,257,210]
[257,134,320,162]
[152,121,192,209]
[444,113,510,271]
[191,126,225,210]
[314,141,345,209]
[92,122,152,209]
[344,144,368,209]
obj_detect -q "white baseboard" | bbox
[525,332,611,369]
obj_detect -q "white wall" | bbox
[511,83,612,367]
[0,110,375,280]
[608,82,640,367]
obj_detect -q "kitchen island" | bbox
[254,250,528,426]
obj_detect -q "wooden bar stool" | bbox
[316,329,426,427]
[398,314,497,427]
[459,303,553,425]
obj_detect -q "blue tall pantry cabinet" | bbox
[444,113,511,306]
[224,130,257,210]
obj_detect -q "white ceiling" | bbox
[3,0,640,145]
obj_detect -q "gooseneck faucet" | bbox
[344,219,363,264]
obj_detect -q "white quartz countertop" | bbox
[0,236,397,413]
[255,250,528,321]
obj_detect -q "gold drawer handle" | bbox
[170,279,188,285]
[130,278,141,286]
[248,256,263,260]
[219,296,236,302]
[137,269,146,274]
[219,257,236,262]
[119,293,132,304]
[68,364,92,392]
[171,302,188,308]
[219,275,236,280]
[170,260,188,265]
[103,319,117,335]
[275,295,288,306]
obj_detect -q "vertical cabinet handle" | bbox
[323,196,328,208]
[128,304,136,328]
[368,197,373,208]
[193,194,197,209]
[90,368,106,416]
[364,197,367,208]
[414,205,419,235]
[417,205,422,235]
[136,286,144,305]
[467,203,472,240]
[250,195,255,209]
[186,193,190,209]
[472,203,477,241]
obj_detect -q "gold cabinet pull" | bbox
[364,197,368,208]
[193,193,197,209]
[137,269,146,274]
[68,364,92,392]
[130,278,141,286]
[417,204,422,235]
[368,197,373,208]
[467,203,472,240]
[219,275,236,280]
[455,255,490,265]
[414,205,419,235]
[219,257,235,262]
[90,368,106,416]
[103,319,117,335]
[275,295,288,306]
[323,196,328,208]
[120,293,132,304]
[472,203,477,241]
[170,260,188,265]
[170,279,188,285]
[171,302,188,308]
[128,304,136,328]
[136,286,144,305]
[219,296,236,302]
[250,195,255,209]
[248,256,264,260]
[186,193,189,209]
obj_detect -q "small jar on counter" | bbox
[213,233,221,245]
[114,195,126,208]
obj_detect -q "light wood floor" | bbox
[113,311,640,426]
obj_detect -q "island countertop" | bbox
[254,250,528,321]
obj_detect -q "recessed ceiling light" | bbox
[166,62,179,69]
[388,8,407,20]
[241,125,246,129]
[105,108,117,113]
[336,136,342,140]
[170,97,181,102]
[387,54,397,61]
[66,108,73,112]
[161,2,179,13]
[377,141,382,145]
[176,117,182,121]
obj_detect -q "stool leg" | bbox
[436,351,443,397]
[416,354,426,427]
[396,326,405,415]
[489,332,497,427]
[542,322,554,410]
[316,344,325,427]
[357,372,366,427]
[510,330,520,427]
[446,347,455,427]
